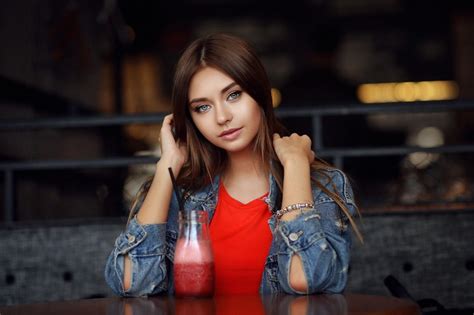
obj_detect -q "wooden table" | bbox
[0,294,420,315]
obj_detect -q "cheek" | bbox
[249,105,262,129]
[191,116,213,140]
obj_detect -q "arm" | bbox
[136,113,187,225]
[105,114,187,296]
[273,133,314,293]
[122,159,179,291]
[273,134,355,294]
[280,159,313,292]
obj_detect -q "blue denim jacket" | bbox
[104,168,357,296]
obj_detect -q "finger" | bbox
[162,114,175,129]
[273,133,281,140]
[303,134,312,146]
[160,116,175,138]
[163,114,173,125]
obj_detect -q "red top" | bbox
[210,183,272,295]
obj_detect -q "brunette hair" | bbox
[134,33,362,241]
[172,33,284,192]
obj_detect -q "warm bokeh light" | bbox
[357,80,459,103]
[271,88,282,108]
[408,126,445,169]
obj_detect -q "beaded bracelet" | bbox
[276,202,314,219]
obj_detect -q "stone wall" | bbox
[0,220,123,305]
[347,211,474,309]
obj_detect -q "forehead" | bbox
[188,67,235,99]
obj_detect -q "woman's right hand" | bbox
[158,114,187,172]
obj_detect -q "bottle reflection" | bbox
[173,297,216,315]
[107,293,347,315]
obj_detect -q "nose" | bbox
[215,103,232,125]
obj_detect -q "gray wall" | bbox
[1,212,473,308]
[347,211,474,309]
[0,220,122,305]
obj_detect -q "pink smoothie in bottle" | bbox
[173,210,215,297]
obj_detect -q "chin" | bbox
[209,136,256,153]
[221,142,255,153]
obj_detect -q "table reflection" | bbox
[107,294,347,315]
[0,293,419,315]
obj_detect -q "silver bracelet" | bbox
[276,202,314,219]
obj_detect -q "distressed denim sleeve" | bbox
[104,217,168,296]
[274,169,356,294]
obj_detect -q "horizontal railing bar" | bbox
[318,144,474,157]
[276,101,474,117]
[0,113,167,130]
[0,156,159,171]
[1,144,473,171]
[1,102,474,130]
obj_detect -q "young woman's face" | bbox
[188,66,262,153]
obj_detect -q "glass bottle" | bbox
[173,210,215,297]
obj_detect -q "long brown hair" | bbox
[172,34,283,192]
[136,33,362,241]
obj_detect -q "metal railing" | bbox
[1,101,474,222]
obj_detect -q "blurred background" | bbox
[0,0,473,311]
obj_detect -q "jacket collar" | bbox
[187,172,280,213]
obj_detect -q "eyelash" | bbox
[193,104,211,113]
[227,90,241,101]
[192,90,242,113]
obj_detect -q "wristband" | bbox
[276,202,314,219]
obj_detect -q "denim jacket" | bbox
[104,168,357,296]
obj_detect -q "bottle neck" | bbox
[179,210,210,241]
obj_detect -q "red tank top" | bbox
[210,183,272,295]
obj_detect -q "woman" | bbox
[105,33,361,296]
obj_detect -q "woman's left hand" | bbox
[273,133,315,168]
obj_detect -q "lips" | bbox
[219,127,242,137]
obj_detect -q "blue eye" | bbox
[227,91,241,101]
[194,104,211,113]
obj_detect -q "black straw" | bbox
[168,167,184,211]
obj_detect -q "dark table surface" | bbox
[0,293,421,315]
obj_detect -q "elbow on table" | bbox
[289,276,308,293]
[104,259,126,296]
[288,274,347,294]
[105,254,167,297]
[303,263,348,294]
[317,269,348,294]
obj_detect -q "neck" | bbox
[224,146,267,181]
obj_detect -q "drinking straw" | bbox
[168,167,184,212]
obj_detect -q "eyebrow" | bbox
[189,82,238,105]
